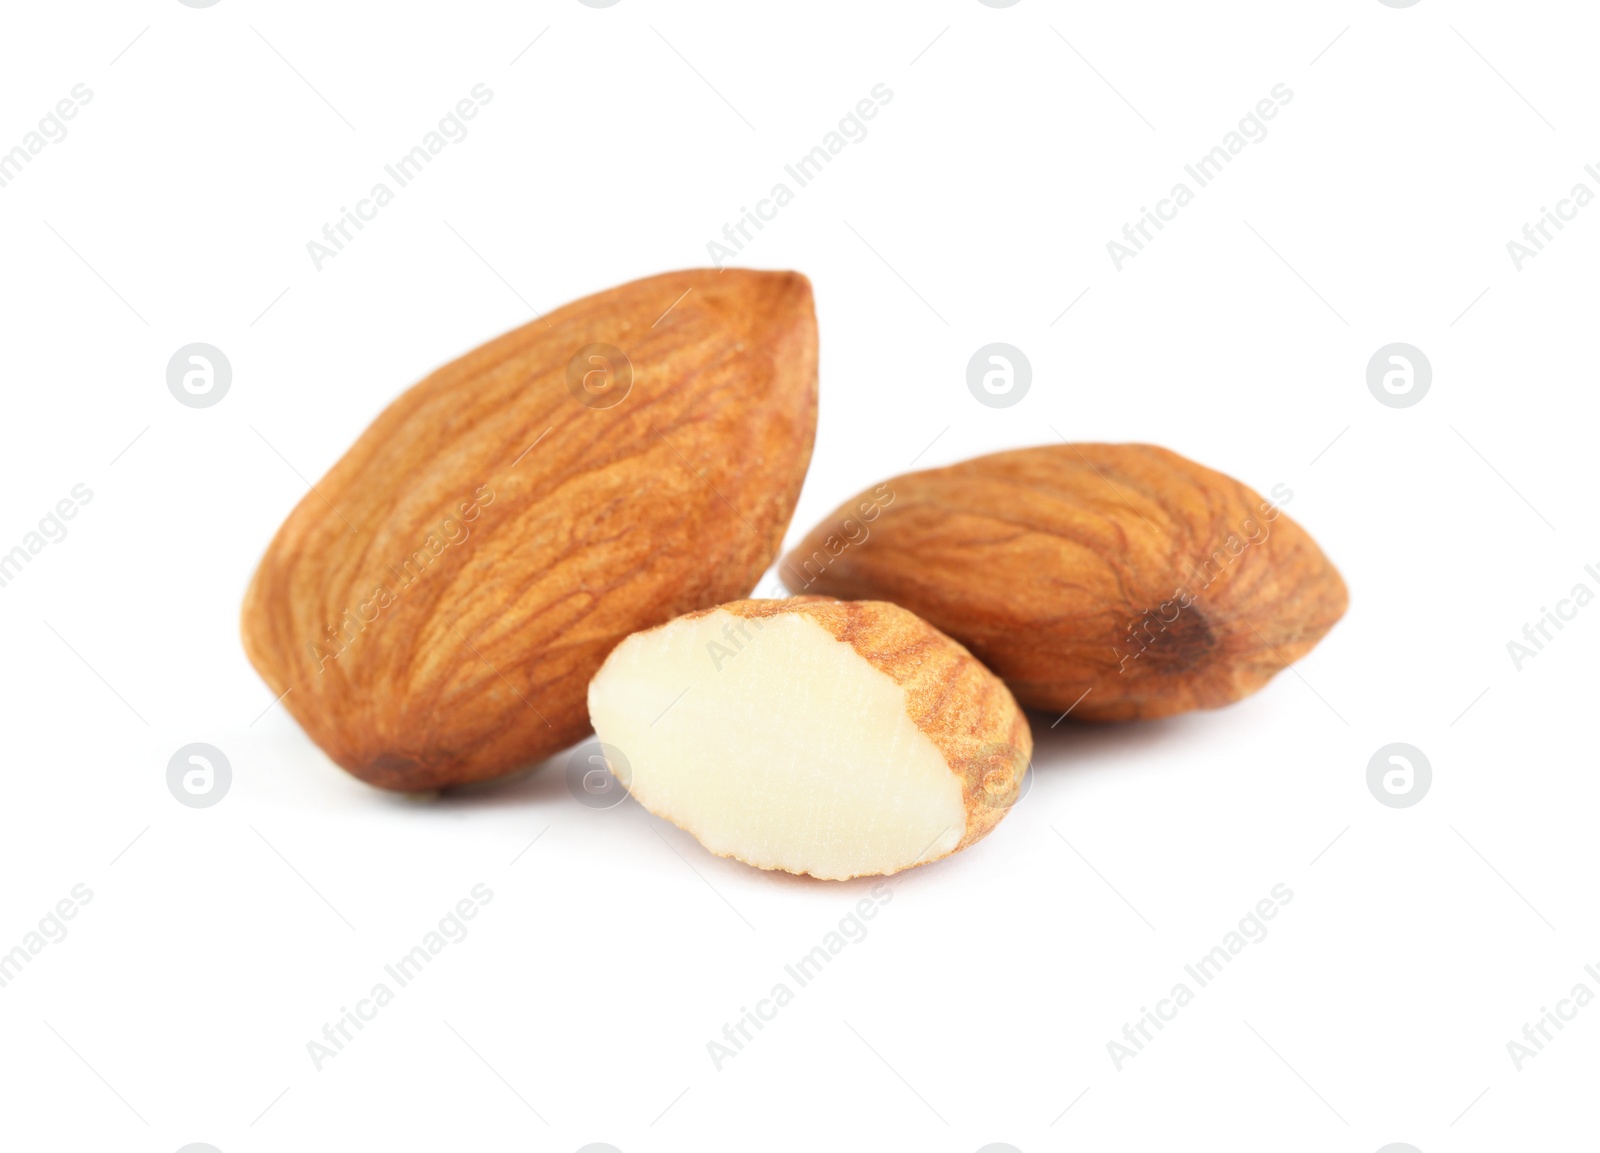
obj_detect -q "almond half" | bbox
[587,597,1032,880]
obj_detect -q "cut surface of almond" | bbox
[587,598,1031,880]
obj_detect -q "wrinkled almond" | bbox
[242,269,818,791]
[781,443,1346,721]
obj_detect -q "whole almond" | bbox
[243,269,818,791]
[587,597,1032,879]
[781,443,1346,721]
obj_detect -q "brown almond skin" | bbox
[243,269,818,791]
[780,444,1347,721]
[700,597,1033,858]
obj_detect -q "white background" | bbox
[1,2,1596,1150]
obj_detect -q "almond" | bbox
[586,597,1032,879]
[242,269,818,791]
[781,443,1346,721]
